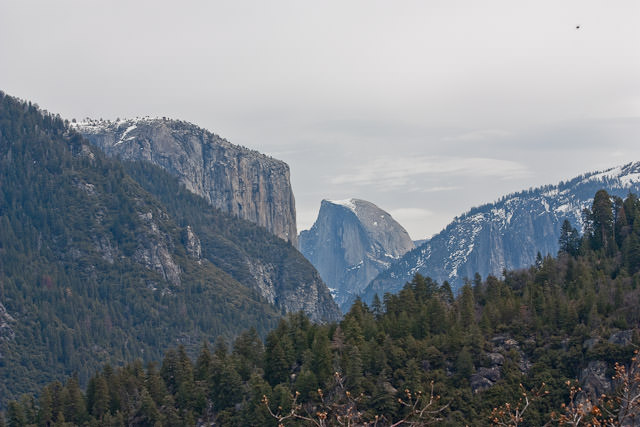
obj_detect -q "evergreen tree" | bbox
[457,284,475,327]
[311,331,332,384]
[194,343,213,383]
[440,281,454,305]
[62,375,86,424]
[264,336,291,386]
[559,219,580,256]
[87,375,109,419]
[6,401,25,427]
[590,189,615,251]
[371,294,383,319]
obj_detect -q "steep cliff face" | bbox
[124,161,341,323]
[299,199,414,311]
[0,93,289,403]
[74,118,297,245]
[0,92,340,405]
[362,162,640,303]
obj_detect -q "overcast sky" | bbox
[2,1,639,239]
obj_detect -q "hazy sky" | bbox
[2,1,639,239]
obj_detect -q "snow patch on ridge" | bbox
[621,173,640,186]
[115,124,137,145]
[328,198,357,213]
[587,165,624,183]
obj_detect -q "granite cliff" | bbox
[0,93,339,404]
[125,160,341,323]
[74,118,297,245]
[299,199,414,311]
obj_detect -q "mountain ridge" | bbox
[0,91,338,406]
[73,117,298,245]
[361,161,640,303]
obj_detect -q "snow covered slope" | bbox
[361,162,640,303]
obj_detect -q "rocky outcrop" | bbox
[133,210,182,286]
[470,367,501,393]
[470,336,531,393]
[579,361,613,400]
[574,331,638,411]
[123,159,341,323]
[184,225,202,262]
[0,302,15,342]
[241,255,339,322]
[364,162,640,301]
[609,329,635,346]
[299,199,414,312]
[74,118,298,245]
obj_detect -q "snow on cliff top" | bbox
[327,198,357,213]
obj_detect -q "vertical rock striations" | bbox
[299,199,414,312]
[75,118,298,245]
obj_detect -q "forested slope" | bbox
[6,190,640,425]
[0,93,286,406]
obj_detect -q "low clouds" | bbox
[330,156,530,190]
[442,129,511,143]
[2,1,638,238]
[389,208,433,220]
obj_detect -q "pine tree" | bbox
[62,375,87,424]
[590,189,614,251]
[145,362,167,407]
[6,401,25,427]
[233,327,264,379]
[559,219,580,256]
[195,343,213,382]
[371,294,383,319]
[344,345,364,393]
[455,347,474,385]
[311,331,332,384]
[440,281,454,305]
[38,387,54,426]
[457,284,475,327]
[135,389,160,426]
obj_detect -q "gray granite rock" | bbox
[299,199,414,311]
[75,118,298,245]
[609,330,634,347]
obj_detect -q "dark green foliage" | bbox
[13,213,640,426]
[0,92,283,406]
[559,219,580,256]
[590,189,615,251]
[7,117,640,427]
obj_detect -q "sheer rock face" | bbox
[299,199,414,312]
[75,118,297,245]
[363,162,640,302]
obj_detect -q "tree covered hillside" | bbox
[122,160,340,323]
[5,190,640,425]
[0,93,288,405]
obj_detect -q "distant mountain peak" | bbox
[300,198,414,312]
[361,161,640,304]
[325,198,358,212]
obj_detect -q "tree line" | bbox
[3,190,640,425]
